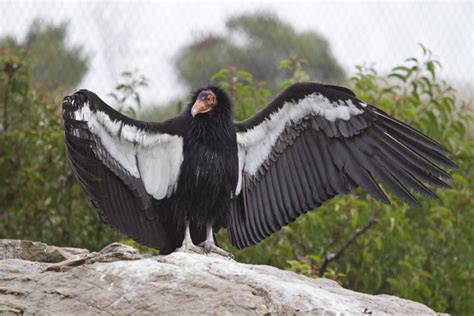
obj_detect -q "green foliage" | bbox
[137,100,184,122]
[0,19,88,89]
[215,47,473,314]
[109,70,149,119]
[211,66,272,120]
[175,13,345,92]
[277,56,311,90]
[0,49,121,250]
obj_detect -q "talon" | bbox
[175,220,205,254]
[175,244,205,254]
[199,240,234,258]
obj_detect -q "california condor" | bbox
[62,83,456,256]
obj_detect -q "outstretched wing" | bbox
[62,89,184,249]
[228,82,456,249]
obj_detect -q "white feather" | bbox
[72,103,184,200]
[86,114,139,177]
[235,145,245,196]
[120,124,140,143]
[74,102,91,121]
[166,138,184,197]
[237,93,364,177]
[137,146,169,199]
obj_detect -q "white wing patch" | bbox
[236,93,365,179]
[234,146,245,196]
[73,102,183,200]
[136,137,183,199]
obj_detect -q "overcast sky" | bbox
[1,0,472,106]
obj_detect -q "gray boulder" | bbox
[0,239,440,315]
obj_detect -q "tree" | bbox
[0,19,88,89]
[0,49,120,250]
[175,13,345,91]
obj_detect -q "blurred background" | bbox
[0,1,473,314]
[0,1,472,106]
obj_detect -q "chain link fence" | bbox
[1,1,472,106]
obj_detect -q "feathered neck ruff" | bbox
[186,86,235,144]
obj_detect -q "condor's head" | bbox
[190,86,232,119]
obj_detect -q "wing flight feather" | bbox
[229,82,456,249]
[62,90,185,249]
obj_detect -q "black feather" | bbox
[63,82,456,252]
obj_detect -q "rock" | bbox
[0,239,440,315]
[45,242,143,272]
[0,239,89,263]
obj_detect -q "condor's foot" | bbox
[175,220,205,254]
[199,240,234,259]
[175,243,205,255]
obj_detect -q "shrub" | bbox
[0,49,123,250]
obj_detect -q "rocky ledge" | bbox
[0,239,440,315]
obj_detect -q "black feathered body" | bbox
[158,88,239,251]
[175,112,238,228]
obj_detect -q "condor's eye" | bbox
[207,94,216,105]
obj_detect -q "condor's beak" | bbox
[191,91,216,117]
[191,99,211,117]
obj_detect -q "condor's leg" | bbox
[199,223,233,258]
[175,221,204,254]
